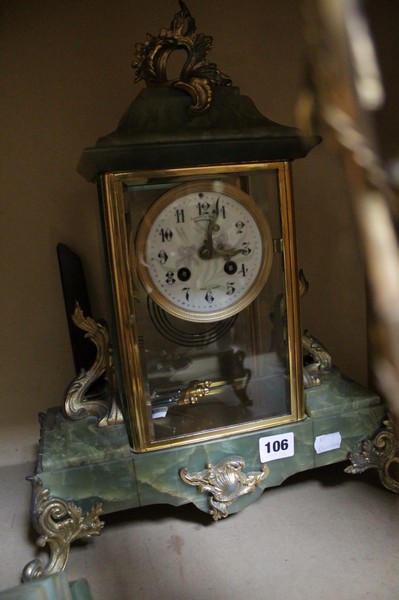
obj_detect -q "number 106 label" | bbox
[259,432,294,463]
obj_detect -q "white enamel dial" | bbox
[136,181,273,322]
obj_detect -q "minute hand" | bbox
[212,246,245,260]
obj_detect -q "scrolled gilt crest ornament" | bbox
[180,456,269,520]
[345,418,399,493]
[23,476,104,581]
[132,0,232,114]
[63,302,123,427]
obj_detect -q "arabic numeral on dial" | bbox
[158,250,168,264]
[197,201,210,216]
[205,290,214,304]
[239,264,248,277]
[165,271,176,285]
[183,287,190,301]
[226,283,235,296]
[241,242,251,256]
[160,228,173,242]
[197,200,226,218]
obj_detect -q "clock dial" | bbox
[136,181,273,322]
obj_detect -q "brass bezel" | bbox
[135,180,273,323]
[100,161,304,452]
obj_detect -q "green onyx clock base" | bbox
[25,368,391,579]
[2,573,93,600]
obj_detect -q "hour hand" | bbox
[198,199,220,260]
[213,246,244,260]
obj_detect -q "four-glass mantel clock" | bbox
[24,6,386,578]
[21,3,389,581]
[75,2,382,469]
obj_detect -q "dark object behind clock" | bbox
[57,243,96,373]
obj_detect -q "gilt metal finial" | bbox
[132,1,232,114]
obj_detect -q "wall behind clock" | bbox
[1,0,388,467]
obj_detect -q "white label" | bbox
[259,432,294,463]
[314,432,342,454]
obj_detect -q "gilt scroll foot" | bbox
[23,476,104,581]
[345,418,399,493]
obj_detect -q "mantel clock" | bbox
[23,2,392,582]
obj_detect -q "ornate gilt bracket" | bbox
[23,476,104,581]
[302,330,333,388]
[298,270,333,388]
[132,0,231,114]
[345,418,399,493]
[63,303,124,427]
[180,456,269,520]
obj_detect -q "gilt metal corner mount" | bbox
[345,417,399,493]
[23,476,104,581]
[180,456,269,520]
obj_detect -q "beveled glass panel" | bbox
[101,162,303,451]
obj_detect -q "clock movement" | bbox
[22,2,396,581]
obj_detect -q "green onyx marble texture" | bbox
[0,573,93,600]
[34,369,385,517]
[305,368,381,417]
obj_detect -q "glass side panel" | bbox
[115,166,296,446]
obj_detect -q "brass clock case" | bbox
[100,162,303,452]
[135,181,273,323]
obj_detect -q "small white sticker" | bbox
[259,432,294,463]
[314,432,342,454]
